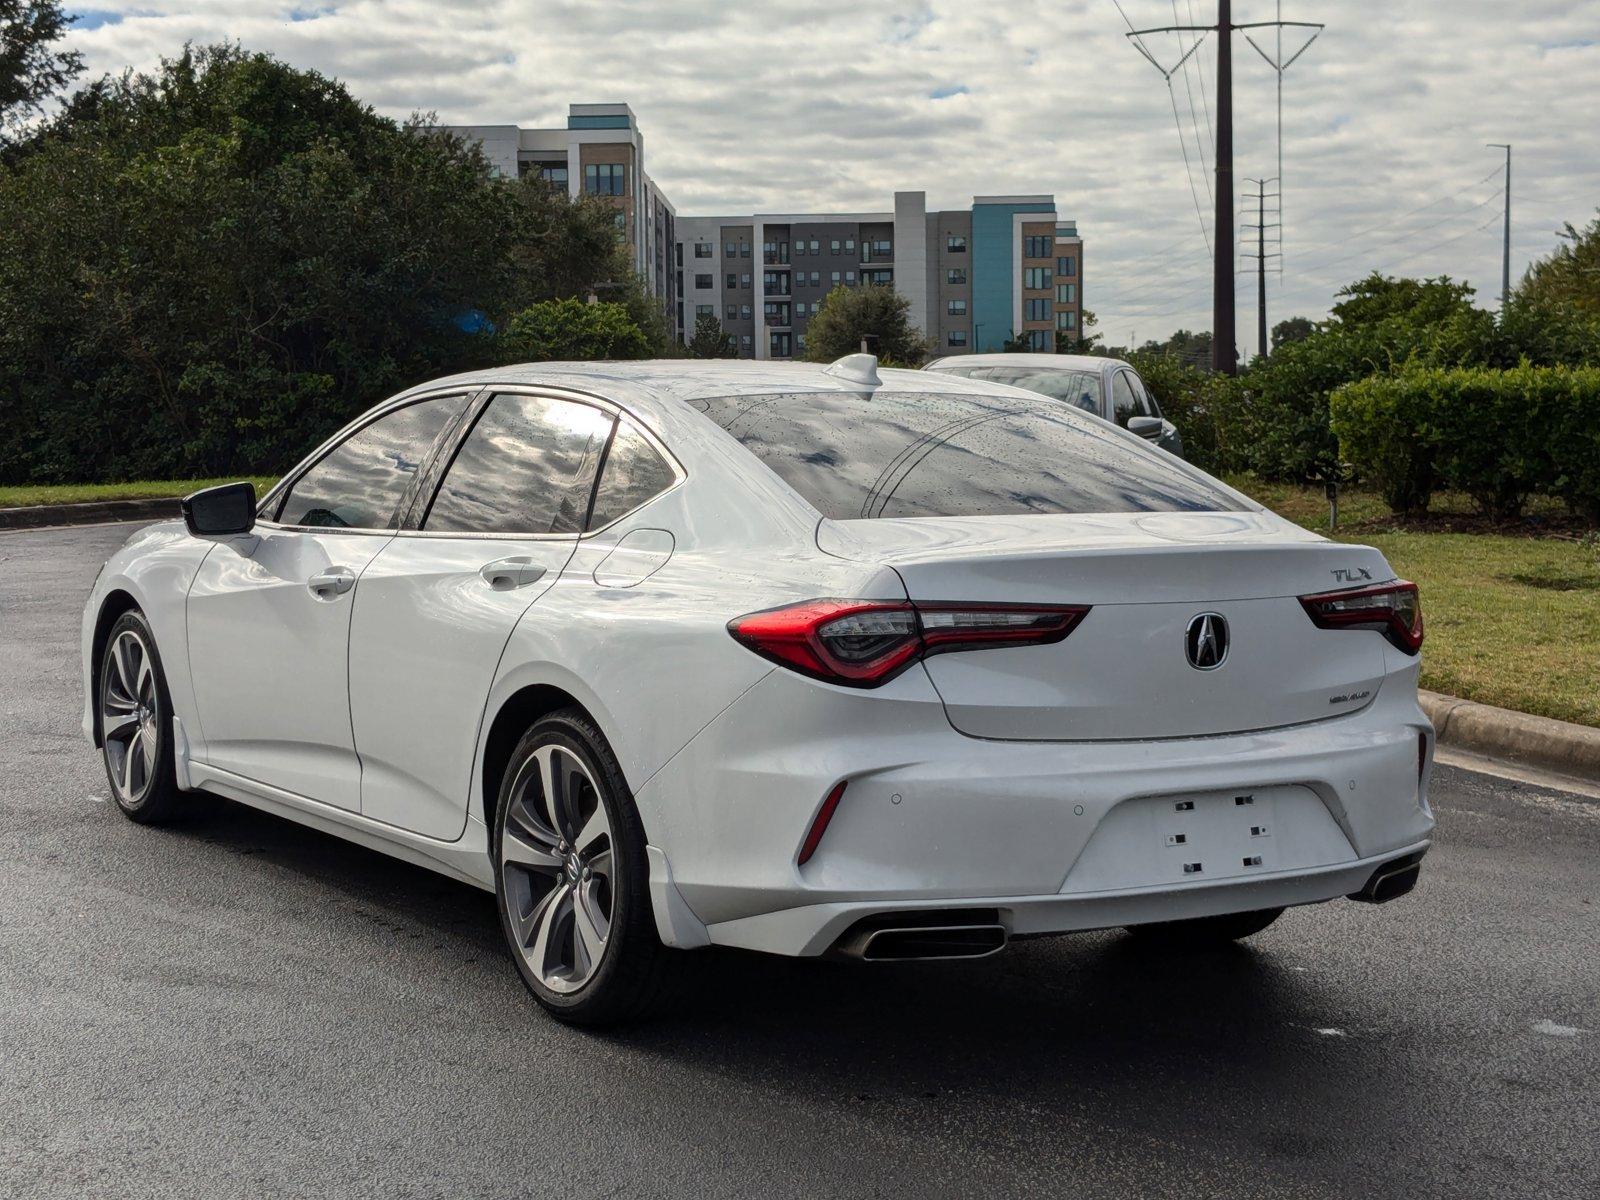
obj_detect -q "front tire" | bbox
[492,708,674,1026]
[97,609,185,824]
[1125,906,1284,945]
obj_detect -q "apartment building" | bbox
[442,104,677,325]
[445,107,1084,358]
[677,194,1083,359]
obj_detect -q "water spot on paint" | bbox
[1532,1019,1584,1037]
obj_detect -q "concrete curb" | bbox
[1420,689,1600,785]
[0,496,180,530]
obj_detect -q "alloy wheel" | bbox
[101,629,160,806]
[499,744,615,993]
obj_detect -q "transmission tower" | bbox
[1119,2,1324,374]
[1241,177,1281,359]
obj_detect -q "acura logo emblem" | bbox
[1185,613,1229,670]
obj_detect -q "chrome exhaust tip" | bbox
[1348,852,1425,904]
[833,910,1008,961]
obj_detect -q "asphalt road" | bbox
[2,522,1597,1200]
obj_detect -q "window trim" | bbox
[255,386,481,535]
[405,384,686,541]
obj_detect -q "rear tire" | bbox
[1125,906,1284,945]
[492,708,676,1026]
[97,609,186,824]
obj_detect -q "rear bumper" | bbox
[706,841,1432,958]
[636,661,1435,956]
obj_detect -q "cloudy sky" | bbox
[64,2,1600,352]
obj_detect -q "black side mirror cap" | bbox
[181,481,257,538]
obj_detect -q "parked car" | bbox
[924,352,1185,458]
[82,355,1432,1026]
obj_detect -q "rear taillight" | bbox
[1299,580,1424,654]
[728,598,1090,687]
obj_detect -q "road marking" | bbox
[1435,746,1600,803]
[1531,1019,1585,1038]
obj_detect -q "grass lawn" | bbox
[1231,477,1600,728]
[0,477,279,508]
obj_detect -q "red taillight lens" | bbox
[728,598,1090,687]
[1299,580,1424,654]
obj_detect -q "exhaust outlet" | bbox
[1348,852,1424,904]
[833,909,1008,961]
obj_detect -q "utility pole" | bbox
[1121,4,1323,375]
[1213,0,1234,373]
[1487,143,1511,312]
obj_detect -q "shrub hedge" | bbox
[1330,365,1600,520]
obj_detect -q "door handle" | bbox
[479,557,548,591]
[307,566,357,600]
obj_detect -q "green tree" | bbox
[1499,212,1600,367]
[686,311,735,358]
[498,298,652,362]
[0,0,82,150]
[0,44,661,483]
[1270,316,1313,350]
[802,284,929,365]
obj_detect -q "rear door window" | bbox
[694,390,1238,520]
[991,368,1102,415]
[422,393,612,535]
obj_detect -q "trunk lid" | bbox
[818,511,1395,740]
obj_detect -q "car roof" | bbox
[394,359,1047,433]
[925,353,1125,373]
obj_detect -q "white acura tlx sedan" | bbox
[82,356,1434,1024]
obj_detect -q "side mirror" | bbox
[181,481,256,538]
[1127,416,1164,439]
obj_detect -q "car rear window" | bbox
[692,390,1239,520]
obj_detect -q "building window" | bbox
[770,332,792,357]
[696,304,714,317]
[948,298,967,315]
[1025,267,1052,289]
[946,235,967,253]
[809,239,820,253]
[1023,235,1052,258]
[1058,255,1077,275]
[1025,298,1051,321]
[740,304,752,319]
[830,239,841,253]
[809,271,821,286]
[1056,311,1077,330]
[726,273,738,289]
[740,243,751,257]
[831,271,841,284]
[947,330,968,346]
[764,272,789,295]
[844,238,855,252]
[845,270,856,283]
[947,268,966,285]
[726,304,737,319]
[695,242,714,258]
[695,273,713,289]
[1057,282,1077,303]
[796,334,807,352]
[583,163,625,196]
[865,238,892,260]
[864,269,892,286]
[741,334,752,345]
[725,242,737,256]
[741,273,752,287]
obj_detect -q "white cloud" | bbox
[62,1,1600,350]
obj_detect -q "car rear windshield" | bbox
[691,390,1240,520]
